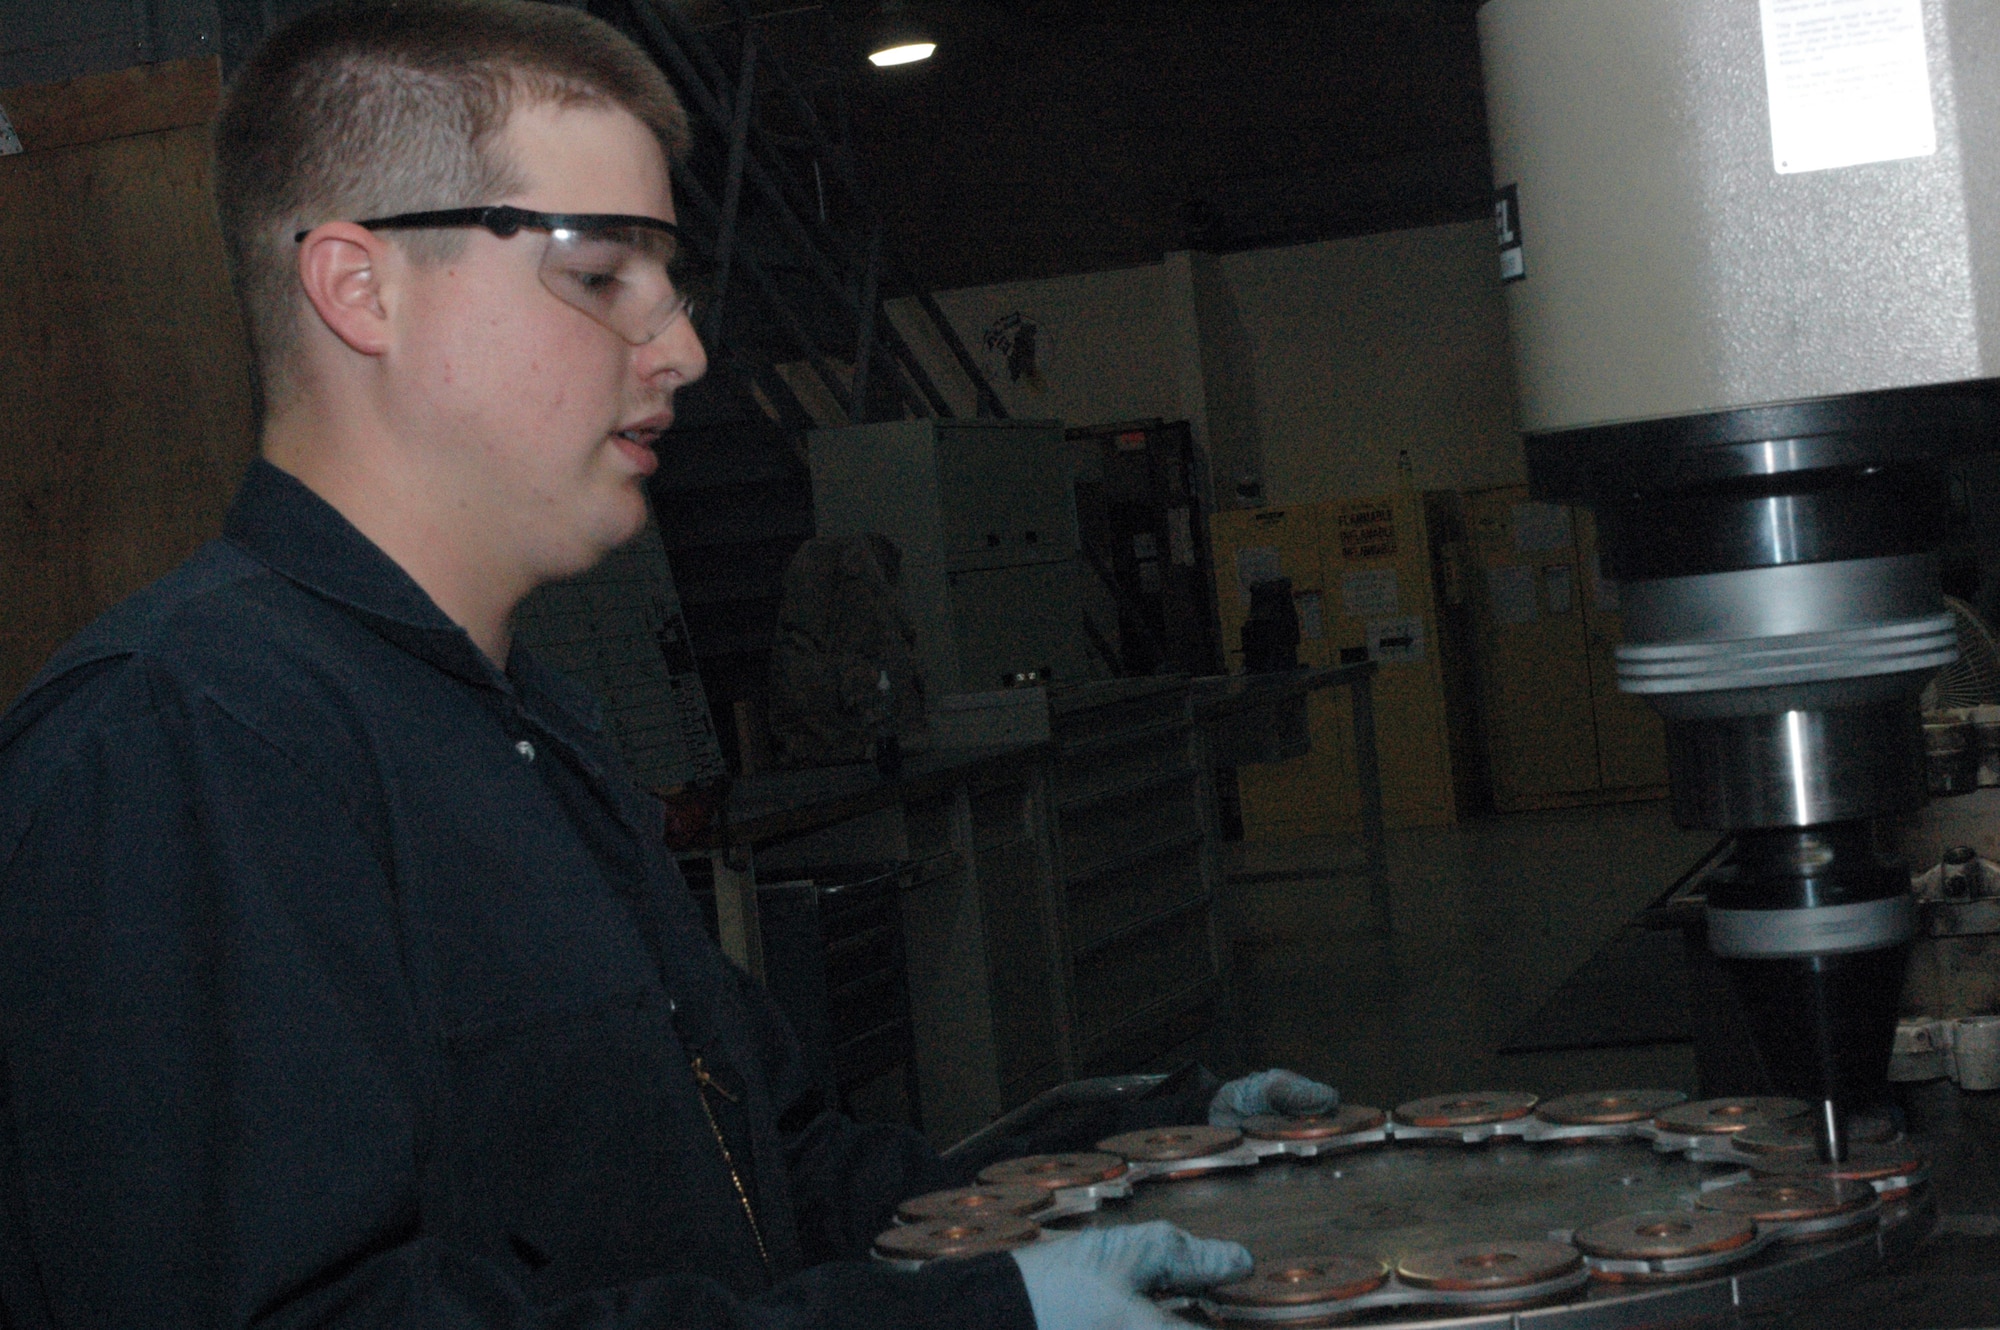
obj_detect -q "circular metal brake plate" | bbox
[1734,1112,1899,1156]
[978,1152,1128,1190]
[1243,1105,1389,1141]
[1537,1089,1688,1125]
[897,1183,1054,1224]
[1750,1141,1928,1186]
[1574,1209,1757,1261]
[1098,1125,1244,1162]
[1209,1254,1390,1308]
[1653,1097,1812,1136]
[873,1215,1041,1261]
[1696,1177,1875,1223]
[1394,1239,1582,1290]
[1393,1091,1538,1128]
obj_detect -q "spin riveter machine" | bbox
[1480,0,2000,1163]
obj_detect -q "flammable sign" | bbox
[1335,501,1397,562]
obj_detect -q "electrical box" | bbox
[808,420,1087,697]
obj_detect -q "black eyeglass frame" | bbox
[293,205,685,246]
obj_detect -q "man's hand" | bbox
[1207,1069,1338,1129]
[1009,1222,1252,1329]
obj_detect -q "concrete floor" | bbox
[1218,797,1718,1113]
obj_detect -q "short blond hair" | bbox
[214,0,690,414]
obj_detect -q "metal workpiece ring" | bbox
[1696,1176,1876,1224]
[895,1183,1054,1224]
[1243,1105,1389,1141]
[1575,1210,1762,1281]
[1705,895,1916,958]
[1750,1141,1930,1188]
[1615,614,1957,694]
[978,1152,1129,1190]
[872,1214,1042,1262]
[1097,1125,1244,1162]
[1125,1146,1264,1182]
[1393,1091,1539,1128]
[1652,1097,1814,1136]
[1538,1089,1689,1126]
[1735,1111,1900,1156]
[1207,1255,1390,1310]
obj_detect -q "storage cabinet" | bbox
[1463,486,1667,810]
[710,675,1238,1147]
[1207,492,1481,840]
[808,419,1089,694]
[896,765,1068,1143]
[1047,679,1226,1077]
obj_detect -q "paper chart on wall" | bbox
[1511,502,1572,553]
[1488,565,1539,626]
[1341,568,1400,617]
[1544,564,1575,615]
[1297,591,1325,640]
[1235,546,1284,598]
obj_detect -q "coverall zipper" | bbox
[691,1056,775,1276]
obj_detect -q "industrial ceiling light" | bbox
[868,39,935,66]
[866,3,934,66]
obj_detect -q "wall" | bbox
[1222,221,1525,505]
[0,0,219,90]
[0,0,438,91]
[895,218,1525,516]
[887,260,1204,434]
[0,57,257,703]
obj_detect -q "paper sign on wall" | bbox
[1368,617,1425,664]
[1512,502,1572,552]
[1235,546,1283,598]
[1488,565,1539,626]
[1335,501,1398,561]
[1761,0,1935,176]
[1297,591,1325,640]
[1544,564,1575,615]
[1341,568,1400,617]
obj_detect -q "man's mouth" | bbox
[611,418,668,475]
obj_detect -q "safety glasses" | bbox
[295,205,706,345]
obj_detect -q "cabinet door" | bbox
[1319,492,1457,829]
[1464,487,1599,810]
[1209,506,1339,840]
[937,424,1077,559]
[1575,511,1669,790]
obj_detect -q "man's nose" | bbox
[637,307,707,390]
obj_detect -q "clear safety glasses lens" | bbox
[538,224,704,345]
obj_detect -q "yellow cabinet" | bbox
[1464,486,1667,811]
[1211,493,1479,841]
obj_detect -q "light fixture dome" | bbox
[868,40,935,67]
[866,3,934,68]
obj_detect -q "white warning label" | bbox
[1760,0,1935,175]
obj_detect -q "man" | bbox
[0,2,1330,1325]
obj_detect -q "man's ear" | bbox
[296,222,394,357]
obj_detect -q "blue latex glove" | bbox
[1010,1221,1253,1329]
[1207,1068,1338,1128]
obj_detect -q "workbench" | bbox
[697,664,1382,1147]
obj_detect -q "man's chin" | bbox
[531,507,650,588]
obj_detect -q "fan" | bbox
[1924,595,2000,711]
